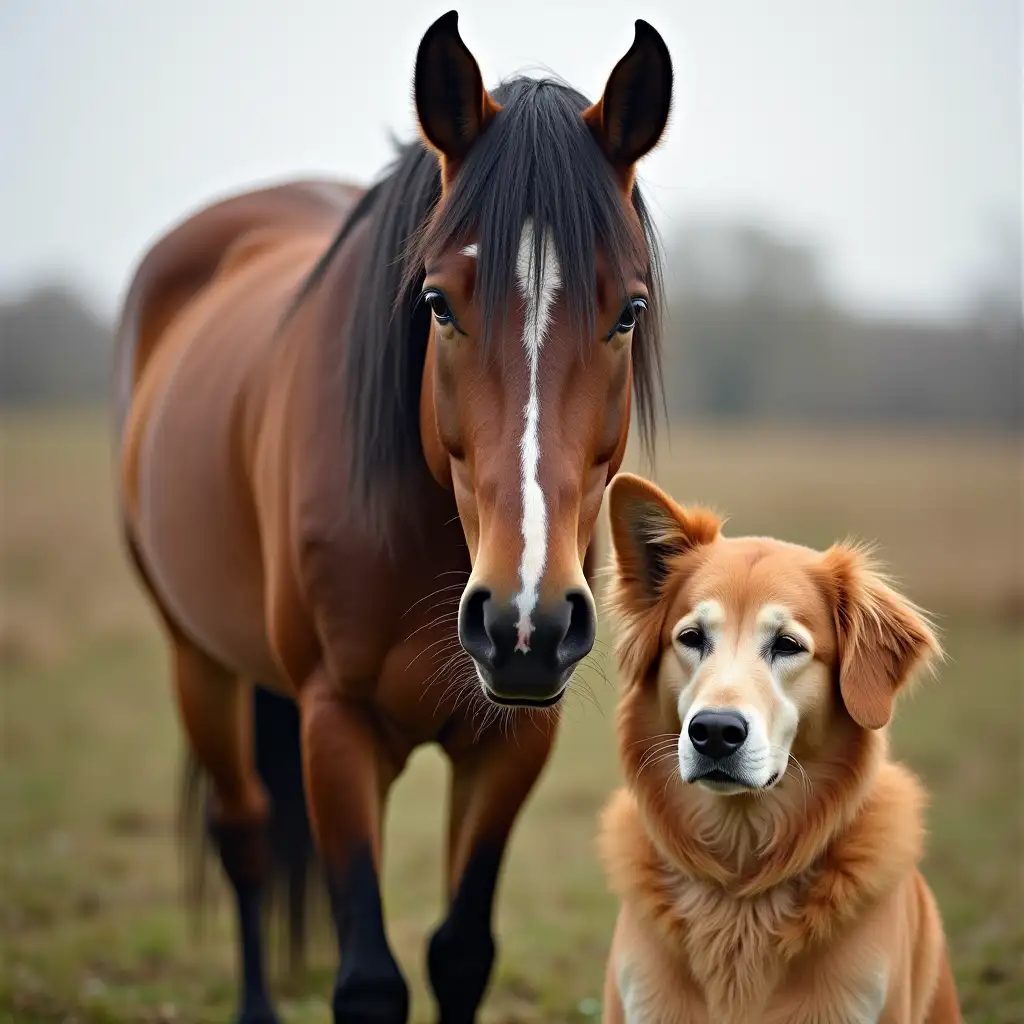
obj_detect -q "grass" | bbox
[1,411,1021,1023]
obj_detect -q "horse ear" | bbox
[607,474,719,605]
[583,20,673,187]
[414,11,500,183]
[819,545,940,730]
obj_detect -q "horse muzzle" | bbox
[457,586,595,705]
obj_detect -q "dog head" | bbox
[606,473,940,796]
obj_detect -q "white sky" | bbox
[0,0,1019,318]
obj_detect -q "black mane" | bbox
[303,76,664,527]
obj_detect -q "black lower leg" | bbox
[209,818,278,1024]
[330,845,409,1024]
[427,845,502,1024]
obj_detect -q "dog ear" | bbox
[820,546,940,729]
[608,474,719,602]
[414,11,500,185]
[583,20,673,190]
[606,474,719,679]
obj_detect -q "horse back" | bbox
[114,180,363,681]
[114,179,361,443]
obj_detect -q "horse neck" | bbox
[292,236,460,564]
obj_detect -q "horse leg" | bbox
[298,675,409,1024]
[173,640,277,1024]
[428,710,560,1024]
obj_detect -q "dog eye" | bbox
[771,634,806,658]
[678,627,706,652]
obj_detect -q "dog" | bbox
[598,473,962,1024]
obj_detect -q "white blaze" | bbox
[513,220,560,653]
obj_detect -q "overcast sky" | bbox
[1,0,1018,318]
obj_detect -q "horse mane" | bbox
[299,75,665,535]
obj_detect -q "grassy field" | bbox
[1,412,1021,1023]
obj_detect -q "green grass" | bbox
[1,412,1021,1022]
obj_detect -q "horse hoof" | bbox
[332,968,410,1024]
[238,1003,280,1024]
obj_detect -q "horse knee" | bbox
[208,815,270,890]
[427,916,496,1023]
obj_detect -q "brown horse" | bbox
[115,12,671,1023]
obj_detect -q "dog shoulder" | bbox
[598,788,653,896]
[606,904,698,1024]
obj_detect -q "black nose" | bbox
[688,710,748,761]
[458,587,595,705]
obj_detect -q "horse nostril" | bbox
[458,587,493,667]
[555,589,596,671]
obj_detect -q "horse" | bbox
[114,11,672,1023]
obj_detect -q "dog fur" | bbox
[599,473,962,1024]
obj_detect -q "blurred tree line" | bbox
[0,283,111,407]
[1,219,1020,429]
[662,219,1021,431]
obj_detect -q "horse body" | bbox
[118,176,558,1022]
[115,13,673,1023]
[120,182,340,691]
[120,180,475,725]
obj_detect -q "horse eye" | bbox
[678,626,706,652]
[771,634,806,658]
[424,291,454,325]
[611,297,648,337]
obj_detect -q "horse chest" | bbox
[296,519,475,723]
[375,597,475,731]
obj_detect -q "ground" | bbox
[1,413,1020,1023]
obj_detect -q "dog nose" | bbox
[688,710,748,760]
[458,586,595,705]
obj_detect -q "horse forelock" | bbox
[296,75,664,544]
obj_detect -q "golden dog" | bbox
[599,473,962,1024]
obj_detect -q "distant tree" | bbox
[965,218,1021,335]
[663,220,845,420]
[0,284,111,407]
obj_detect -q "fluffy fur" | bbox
[599,473,962,1023]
